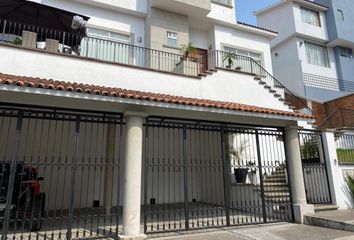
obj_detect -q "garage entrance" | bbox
[143,117,293,234]
[0,104,124,240]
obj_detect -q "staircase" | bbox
[255,165,291,215]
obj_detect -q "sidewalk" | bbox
[148,223,354,240]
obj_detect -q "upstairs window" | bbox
[224,46,262,65]
[87,27,131,43]
[301,7,321,26]
[305,42,330,67]
[166,31,178,47]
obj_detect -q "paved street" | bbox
[149,223,354,240]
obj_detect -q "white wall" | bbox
[293,3,328,42]
[37,0,146,47]
[207,2,236,24]
[257,1,296,48]
[213,25,274,74]
[189,28,209,50]
[0,46,291,112]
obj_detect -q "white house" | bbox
[0,1,321,240]
[256,0,351,102]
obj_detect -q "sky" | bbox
[236,0,279,25]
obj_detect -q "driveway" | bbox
[149,223,354,240]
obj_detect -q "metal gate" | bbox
[298,130,332,204]
[143,117,293,234]
[0,104,124,240]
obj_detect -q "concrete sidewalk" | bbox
[148,223,354,240]
[305,209,354,232]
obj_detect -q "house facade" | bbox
[256,0,353,102]
[0,0,342,240]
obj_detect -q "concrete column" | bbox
[284,126,314,223]
[322,131,345,208]
[119,111,147,240]
[104,123,115,215]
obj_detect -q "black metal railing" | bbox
[0,19,200,77]
[298,130,332,204]
[208,50,312,115]
[303,73,354,93]
[335,133,354,165]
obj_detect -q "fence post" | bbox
[321,131,345,208]
[220,127,230,226]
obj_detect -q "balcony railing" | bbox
[209,50,313,115]
[0,19,200,77]
[0,19,312,115]
[303,73,354,93]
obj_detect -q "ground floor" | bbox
[149,223,354,240]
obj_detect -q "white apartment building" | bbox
[0,1,330,240]
[256,0,350,102]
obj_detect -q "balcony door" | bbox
[81,27,132,64]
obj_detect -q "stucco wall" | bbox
[213,25,274,74]
[208,2,236,24]
[0,46,291,112]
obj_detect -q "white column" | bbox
[284,126,314,223]
[322,131,346,208]
[119,111,147,240]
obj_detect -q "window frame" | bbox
[300,6,321,27]
[223,45,263,65]
[166,31,178,48]
[304,41,330,68]
[86,27,131,43]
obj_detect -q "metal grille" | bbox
[298,130,332,204]
[144,117,293,234]
[0,104,124,240]
[335,133,354,164]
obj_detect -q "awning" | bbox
[0,0,90,46]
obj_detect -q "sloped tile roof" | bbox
[0,73,314,119]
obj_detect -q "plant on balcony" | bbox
[346,175,354,198]
[180,42,197,60]
[12,36,22,45]
[230,139,249,184]
[223,52,236,69]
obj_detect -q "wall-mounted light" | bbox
[299,41,304,47]
[208,44,213,51]
[275,52,278,57]
[137,36,142,43]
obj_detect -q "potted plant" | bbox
[12,36,22,45]
[180,42,197,61]
[223,52,236,68]
[247,161,258,185]
[346,175,354,198]
[230,140,249,184]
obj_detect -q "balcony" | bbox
[150,0,211,18]
[0,19,312,115]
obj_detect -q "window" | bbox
[305,42,330,67]
[166,31,178,47]
[301,7,321,26]
[212,0,232,6]
[224,46,262,65]
[339,47,353,58]
[87,27,131,43]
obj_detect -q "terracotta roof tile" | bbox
[0,73,314,120]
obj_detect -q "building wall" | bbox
[271,38,304,97]
[257,2,296,48]
[208,1,236,24]
[0,46,291,112]
[293,2,328,42]
[213,25,274,74]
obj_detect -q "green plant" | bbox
[230,139,248,167]
[223,52,236,68]
[337,149,354,164]
[300,137,319,162]
[346,175,354,198]
[12,36,22,45]
[180,42,197,58]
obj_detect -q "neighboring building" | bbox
[0,1,338,240]
[256,0,354,102]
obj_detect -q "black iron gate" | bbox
[144,117,293,234]
[0,104,124,240]
[298,130,332,204]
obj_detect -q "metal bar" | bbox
[143,118,149,234]
[255,130,267,223]
[220,127,230,226]
[1,111,23,240]
[182,124,189,230]
[319,133,333,204]
[66,116,81,240]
